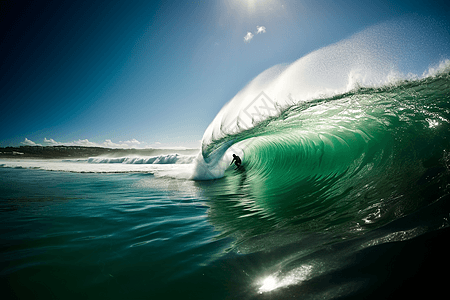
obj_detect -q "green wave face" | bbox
[202,71,450,237]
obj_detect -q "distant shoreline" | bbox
[0,146,199,159]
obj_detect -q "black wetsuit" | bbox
[232,156,241,167]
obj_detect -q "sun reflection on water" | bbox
[257,264,312,294]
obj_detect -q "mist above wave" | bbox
[192,16,450,180]
[203,17,449,147]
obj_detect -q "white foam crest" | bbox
[191,141,246,180]
[422,59,450,78]
[82,154,196,165]
[202,25,405,149]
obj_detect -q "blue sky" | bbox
[1,0,449,148]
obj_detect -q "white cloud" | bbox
[69,139,97,147]
[256,26,266,34]
[39,138,145,149]
[244,31,254,43]
[19,137,187,149]
[244,26,267,43]
[100,139,143,148]
[21,138,42,146]
[43,138,60,145]
[102,139,118,148]
[120,138,141,146]
[69,139,124,148]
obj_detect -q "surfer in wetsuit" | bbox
[230,154,242,169]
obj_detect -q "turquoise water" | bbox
[201,71,450,237]
[2,70,450,299]
[0,169,226,298]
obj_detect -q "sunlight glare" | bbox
[228,0,279,15]
[257,265,312,294]
[259,276,277,293]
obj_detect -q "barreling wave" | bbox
[199,67,450,237]
[193,17,450,235]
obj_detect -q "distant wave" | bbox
[64,154,196,165]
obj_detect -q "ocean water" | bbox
[2,19,450,299]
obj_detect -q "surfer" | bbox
[230,154,242,169]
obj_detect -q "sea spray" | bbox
[194,17,450,181]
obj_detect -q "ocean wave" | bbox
[196,70,450,236]
[191,17,450,239]
[194,17,450,181]
[0,158,195,174]
[63,154,196,165]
